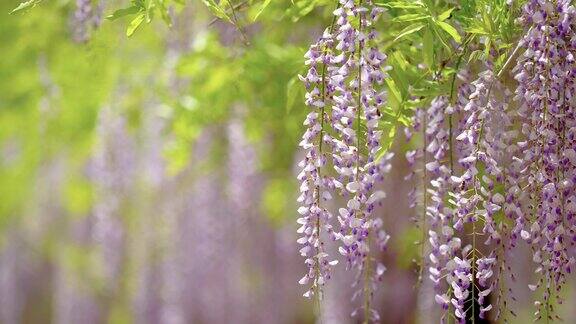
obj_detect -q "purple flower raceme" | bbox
[328,0,392,321]
[437,70,475,298]
[448,70,514,322]
[296,1,576,322]
[405,97,460,298]
[297,25,340,301]
[513,0,576,319]
[409,97,465,315]
[452,69,475,158]
[297,0,394,320]
[405,71,475,320]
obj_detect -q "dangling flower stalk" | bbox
[513,1,576,320]
[407,51,473,321]
[450,70,495,323]
[406,96,455,298]
[447,35,528,322]
[442,68,474,323]
[329,0,392,321]
[407,44,478,321]
[296,4,341,304]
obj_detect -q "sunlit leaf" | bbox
[106,6,141,21]
[202,0,232,22]
[437,7,455,22]
[422,28,434,69]
[10,0,43,14]
[391,13,429,23]
[385,77,402,105]
[376,1,423,9]
[393,22,426,42]
[253,0,273,21]
[436,21,461,43]
[126,12,146,37]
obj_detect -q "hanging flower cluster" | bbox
[297,27,340,301]
[298,0,576,322]
[331,1,392,320]
[405,96,457,291]
[404,66,482,320]
[448,70,513,321]
[409,1,576,322]
[410,97,465,318]
[297,0,393,321]
[513,0,576,320]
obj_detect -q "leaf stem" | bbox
[225,0,250,45]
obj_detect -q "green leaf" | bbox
[468,49,484,64]
[385,77,402,105]
[106,6,141,21]
[484,37,492,56]
[126,13,146,37]
[437,7,455,22]
[422,28,434,69]
[253,0,273,21]
[465,25,490,35]
[391,13,429,23]
[10,0,42,14]
[390,51,409,73]
[393,22,426,42]
[482,9,493,33]
[436,21,461,43]
[376,1,423,9]
[494,50,508,72]
[202,0,232,23]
